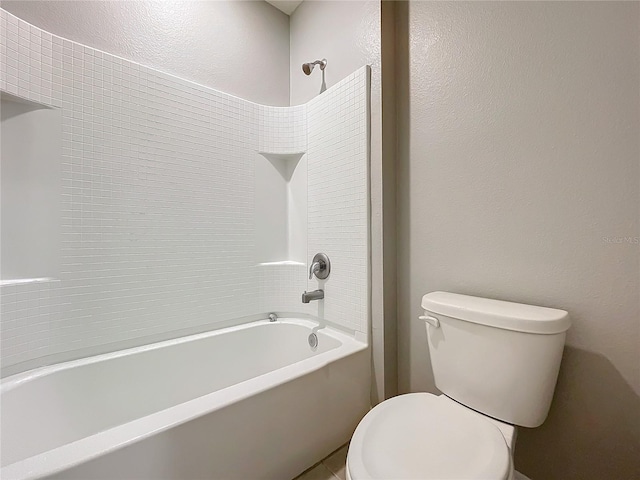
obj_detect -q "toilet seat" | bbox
[347,393,511,480]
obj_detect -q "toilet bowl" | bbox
[346,292,569,480]
[346,393,516,480]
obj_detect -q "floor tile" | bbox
[295,463,339,480]
[322,444,349,480]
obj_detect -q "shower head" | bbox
[302,59,327,75]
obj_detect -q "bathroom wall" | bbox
[394,2,640,479]
[0,0,290,106]
[290,0,397,402]
[257,71,371,337]
[290,1,378,106]
[306,69,370,335]
[0,9,370,375]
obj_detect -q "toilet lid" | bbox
[348,393,511,480]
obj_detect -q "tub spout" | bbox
[302,289,324,304]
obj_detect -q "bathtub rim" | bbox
[1,311,367,379]
[1,315,363,392]
[1,318,368,480]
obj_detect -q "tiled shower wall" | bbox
[0,10,369,375]
[307,71,369,334]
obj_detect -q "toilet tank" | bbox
[422,292,570,428]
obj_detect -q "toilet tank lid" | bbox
[421,292,570,334]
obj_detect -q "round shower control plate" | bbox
[312,253,331,280]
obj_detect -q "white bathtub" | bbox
[0,318,370,480]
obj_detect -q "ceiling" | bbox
[265,0,303,16]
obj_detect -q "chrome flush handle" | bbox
[419,315,440,328]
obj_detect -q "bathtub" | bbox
[0,318,370,480]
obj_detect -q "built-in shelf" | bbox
[1,91,61,283]
[257,261,305,267]
[257,151,306,158]
[255,150,307,265]
[0,278,58,287]
[257,152,306,181]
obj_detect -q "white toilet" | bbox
[346,292,571,480]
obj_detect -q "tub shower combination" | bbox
[1,319,369,479]
[0,10,370,480]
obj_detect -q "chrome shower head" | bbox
[302,59,327,75]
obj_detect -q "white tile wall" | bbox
[258,264,310,315]
[0,9,369,375]
[258,104,306,153]
[307,68,370,334]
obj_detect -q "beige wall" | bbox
[290,0,378,105]
[0,0,290,106]
[395,2,639,479]
[290,1,396,402]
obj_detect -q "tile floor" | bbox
[293,442,534,480]
[294,444,348,480]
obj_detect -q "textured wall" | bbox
[290,0,395,402]
[289,1,379,106]
[0,0,290,106]
[395,2,640,479]
[0,10,369,375]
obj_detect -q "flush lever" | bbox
[419,315,440,328]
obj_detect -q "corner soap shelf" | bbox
[0,278,59,287]
[1,91,61,285]
[254,151,307,267]
[257,151,306,180]
[257,261,305,267]
[257,151,306,157]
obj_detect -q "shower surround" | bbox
[1,9,370,479]
[0,8,369,375]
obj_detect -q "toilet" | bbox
[346,292,571,480]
